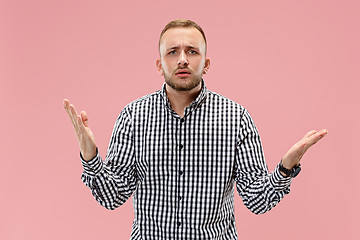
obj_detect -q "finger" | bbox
[319,129,328,137]
[69,104,81,134]
[63,99,70,108]
[63,99,68,108]
[64,100,78,129]
[77,114,87,135]
[63,99,72,115]
[303,129,328,149]
[302,130,317,140]
[312,129,328,144]
[309,129,327,142]
[81,111,89,127]
[64,99,74,118]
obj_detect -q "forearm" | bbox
[81,153,138,210]
[236,163,292,214]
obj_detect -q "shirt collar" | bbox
[160,79,208,113]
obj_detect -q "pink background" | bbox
[1,0,359,239]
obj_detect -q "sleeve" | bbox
[234,108,292,214]
[80,107,138,210]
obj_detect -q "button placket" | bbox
[176,117,185,231]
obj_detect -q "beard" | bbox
[164,70,202,92]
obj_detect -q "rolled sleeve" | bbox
[80,149,103,176]
[235,108,292,214]
[269,163,292,192]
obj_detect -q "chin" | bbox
[169,80,201,92]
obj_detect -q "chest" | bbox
[132,104,240,188]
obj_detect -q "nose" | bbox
[177,50,188,66]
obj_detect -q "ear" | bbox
[203,58,210,74]
[156,59,164,76]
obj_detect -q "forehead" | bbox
[160,27,205,51]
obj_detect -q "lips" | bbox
[175,69,191,76]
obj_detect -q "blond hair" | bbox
[159,19,207,53]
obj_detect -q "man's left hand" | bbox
[281,129,328,172]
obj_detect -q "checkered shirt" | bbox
[81,80,292,240]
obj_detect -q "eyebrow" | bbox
[167,46,200,51]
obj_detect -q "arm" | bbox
[234,109,327,214]
[64,99,138,210]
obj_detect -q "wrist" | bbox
[279,160,301,178]
[281,158,296,170]
[80,147,98,162]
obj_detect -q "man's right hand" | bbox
[63,99,97,161]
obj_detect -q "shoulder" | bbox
[118,90,162,120]
[128,90,162,106]
[122,90,162,110]
[206,89,246,114]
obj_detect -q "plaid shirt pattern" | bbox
[81,80,292,240]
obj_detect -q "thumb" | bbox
[81,111,89,127]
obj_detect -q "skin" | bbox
[63,26,327,175]
[156,27,210,118]
[63,100,96,161]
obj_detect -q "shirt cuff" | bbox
[269,163,292,191]
[80,148,103,176]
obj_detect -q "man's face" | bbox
[156,27,210,92]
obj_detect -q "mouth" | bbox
[175,69,191,77]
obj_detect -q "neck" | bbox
[165,83,202,118]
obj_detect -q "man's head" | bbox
[156,19,210,92]
[158,19,207,55]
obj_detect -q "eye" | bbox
[168,50,177,55]
[188,50,197,54]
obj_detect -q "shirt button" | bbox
[179,196,182,201]
[179,144,183,149]
[179,170,184,176]
[180,118,185,123]
[177,222,182,227]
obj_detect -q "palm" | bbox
[282,129,327,169]
[64,99,97,161]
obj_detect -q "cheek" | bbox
[194,58,206,73]
[161,59,176,73]
[161,61,169,73]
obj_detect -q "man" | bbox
[64,19,327,239]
